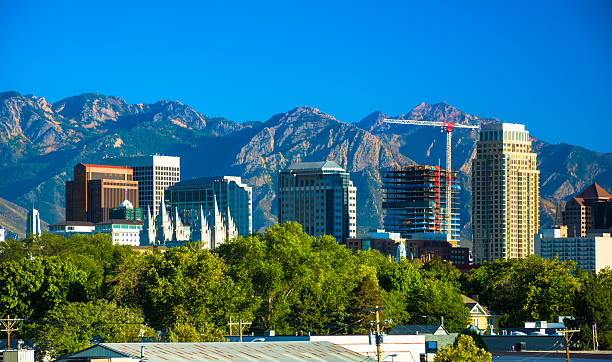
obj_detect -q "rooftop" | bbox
[576,183,612,200]
[389,324,449,336]
[171,176,247,189]
[78,163,132,170]
[95,219,144,226]
[49,221,95,227]
[284,160,345,172]
[58,342,369,362]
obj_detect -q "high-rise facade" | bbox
[278,161,357,242]
[105,155,180,216]
[26,208,42,237]
[66,163,139,223]
[165,176,252,237]
[562,183,612,237]
[383,165,459,245]
[472,123,539,263]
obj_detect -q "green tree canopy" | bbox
[0,256,87,321]
[138,247,252,338]
[29,300,156,359]
[217,222,363,335]
[464,255,579,326]
[435,334,492,362]
[573,268,612,350]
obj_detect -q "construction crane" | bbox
[383,118,479,235]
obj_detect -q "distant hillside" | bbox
[0,196,48,236]
[1,91,611,244]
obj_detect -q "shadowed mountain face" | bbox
[1,91,611,243]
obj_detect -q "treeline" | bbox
[0,222,610,358]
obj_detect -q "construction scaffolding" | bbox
[382,165,460,246]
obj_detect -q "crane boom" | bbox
[383,118,479,129]
[383,118,480,238]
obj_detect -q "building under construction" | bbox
[382,165,460,245]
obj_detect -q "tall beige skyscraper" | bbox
[472,123,539,263]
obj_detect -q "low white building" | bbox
[95,220,143,246]
[0,228,5,242]
[311,335,425,362]
[535,226,612,272]
[48,221,95,237]
[226,334,426,362]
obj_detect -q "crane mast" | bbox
[383,118,479,237]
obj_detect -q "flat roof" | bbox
[95,219,143,226]
[284,160,345,172]
[78,163,133,170]
[170,176,250,189]
[50,221,95,227]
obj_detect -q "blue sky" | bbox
[2,0,611,152]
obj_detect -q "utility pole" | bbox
[559,328,580,362]
[239,320,251,342]
[363,306,387,362]
[593,323,599,351]
[228,316,236,336]
[0,316,23,350]
[228,319,252,342]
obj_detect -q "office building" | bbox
[106,155,180,216]
[472,123,539,263]
[66,163,139,223]
[26,208,42,237]
[563,183,612,237]
[278,161,357,242]
[383,165,459,245]
[49,221,95,237]
[535,226,612,272]
[165,176,252,236]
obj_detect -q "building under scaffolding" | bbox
[383,165,460,245]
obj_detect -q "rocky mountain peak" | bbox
[266,106,339,127]
[355,111,389,132]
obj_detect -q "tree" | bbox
[435,334,492,362]
[464,256,579,326]
[0,238,30,262]
[345,267,384,334]
[0,256,87,321]
[422,259,462,290]
[31,233,135,301]
[460,329,488,351]
[218,222,362,335]
[104,251,146,307]
[138,247,252,337]
[573,268,612,350]
[29,300,156,359]
[407,278,471,332]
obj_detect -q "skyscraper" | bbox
[472,123,540,263]
[165,176,252,237]
[66,163,139,223]
[563,183,612,237]
[278,161,357,242]
[105,155,180,216]
[383,165,460,245]
[26,208,42,237]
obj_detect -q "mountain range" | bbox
[2,91,611,244]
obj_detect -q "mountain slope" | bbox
[1,91,611,243]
